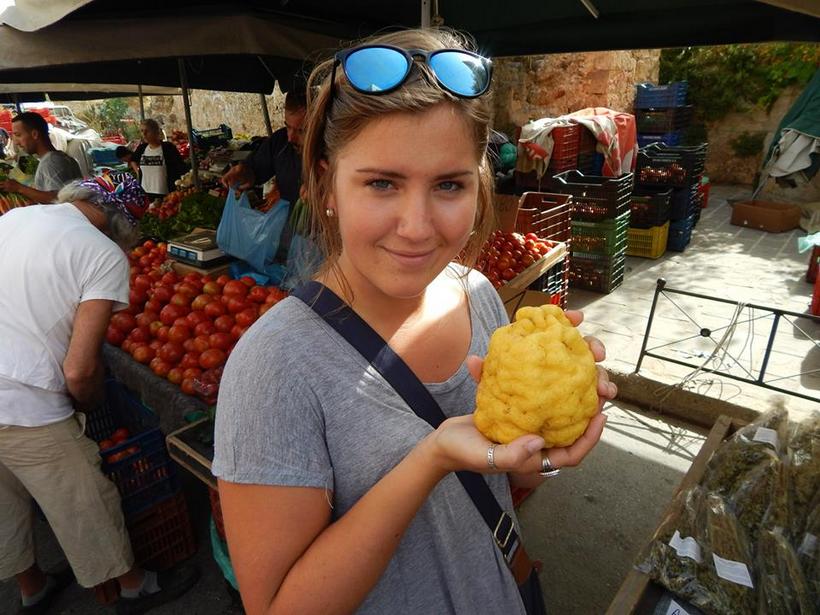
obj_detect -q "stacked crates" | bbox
[634,82,692,147]
[626,188,671,259]
[516,123,602,190]
[634,143,707,252]
[550,170,634,293]
[86,380,196,570]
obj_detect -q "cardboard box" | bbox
[730,200,801,233]
[171,259,233,279]
[494,193,521,232]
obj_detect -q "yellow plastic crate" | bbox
[627,222,668,259]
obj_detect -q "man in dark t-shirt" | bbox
[220,90,306,205]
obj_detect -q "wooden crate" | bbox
[166,418,217,490]
[605,415,743,614]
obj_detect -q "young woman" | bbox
[213,28,617,615]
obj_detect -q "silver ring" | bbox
[487,444,497,469]
[539,454,561,478]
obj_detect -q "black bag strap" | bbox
[292,281,520,565]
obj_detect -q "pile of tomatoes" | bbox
[105,240,287,405]
[146,187,196,220]
[478,231,555,289]
[98,428,137,463]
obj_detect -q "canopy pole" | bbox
[260,93,273,137]
[420,0,431,27]
[12,94,21,113]
[177,58,199,189]
[137,84,145,121]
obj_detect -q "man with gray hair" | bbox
[0,176,197,614]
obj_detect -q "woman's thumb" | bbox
[497,435,544,467]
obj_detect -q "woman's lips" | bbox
[383,247,436,268]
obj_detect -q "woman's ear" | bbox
[319,159,330,175]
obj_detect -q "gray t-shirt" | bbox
[34,151,82,192]
[212,265,526,614]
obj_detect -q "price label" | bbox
[669,530,702,563]
[713,554,754,588]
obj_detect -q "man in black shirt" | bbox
[220,89,306,205]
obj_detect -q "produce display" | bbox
[169,129,190,159]
[641,408,820,614]
[105,240,287,404]
[473,304,598,447]
[0,161,34,214]
[477,230,557,290]
[139,188,227,240]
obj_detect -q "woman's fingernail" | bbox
[609,383,617,397]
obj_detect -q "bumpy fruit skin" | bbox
[474,304,598,448]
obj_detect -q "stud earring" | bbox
[325,208,335,217]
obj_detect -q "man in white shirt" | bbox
[0,112,83,203]
[0,176,197,614]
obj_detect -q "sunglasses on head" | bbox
[330,44,493,99]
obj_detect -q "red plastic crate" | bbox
[550,124,581,160]
[127,491,196,571]
[806,246,819,284]
[812,272,820,316]
[515,192,572,243]
[698,177,711,208]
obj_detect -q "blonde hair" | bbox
[301,28,495,294]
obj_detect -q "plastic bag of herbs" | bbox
[639,486,713,610]
[701,407,789,496]
[796,499,820,610]
[787,412,820,541]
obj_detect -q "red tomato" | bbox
[227,297,249,314]
[214,315,235,333]
[150,357,171,377]
[160,304,187,326]
[110,312,136,334]
[216,274,231,286]
[152,285,173,304]
[170,292,193,307]
[180,352,201,370]
[182,367,203,380]
[235,308,257,328]
[239,276,256,287]
[204,301,227,318]
[231,324,249,340]
[173,317,190,329]
[176,282,200,297]
[502,268,517,281]
[138,255,153,269]
[191,294,213,311]
[247,286,268,303]
[121,339,134,354]
[144,298,163,314]
[156,326,171,343]
[149,340,163,352]
[149,320,164,337]
[106,451,128,464]
[186,310,209,327]
[208,332,233,351]
[161,271,179,285]
[181,378,197,396]
[129,288,148,306]
[184,273,202,285]
[158,342,185,365]
[182,339,196,353]
[148,269,163,281]
[133,344,155,364]
[202,281,222,296]
[199,348,227,370]
[105,325,125,346]
[98,439,115,451]
[194,321,217,337]
[133,274,153,291]
[135,311,158,329]
[167,367,184,385]
[223,280,248,298]
[143,240,156,250]
[129,326,151,344]
[168,325,192,344]
[192,335,211,353]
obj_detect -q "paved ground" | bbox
[1,184,816,614]
[571,184,819,421]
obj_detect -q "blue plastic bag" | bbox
[216,188,290,280]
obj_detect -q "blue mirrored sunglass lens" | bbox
[429,52,489,96]
[345,48,409,93]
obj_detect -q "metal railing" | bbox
[635,278,820,404]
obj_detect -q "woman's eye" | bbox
[438,181,463,192]
[367,179,394,191]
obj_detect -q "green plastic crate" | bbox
[570,210,631,255]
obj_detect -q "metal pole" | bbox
[634,278,666,373]
[177,58,199,189]
[260,93,273,137]
[420,0,431,27]
[137,84,145,121]
[12,94,21,113]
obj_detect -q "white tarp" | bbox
[0,0,92,32]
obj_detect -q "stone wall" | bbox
[491,50,661,137]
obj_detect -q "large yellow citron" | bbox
[474,304,599,448]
